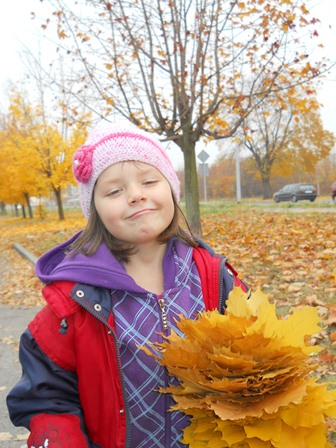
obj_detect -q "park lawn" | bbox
[1,204,335,307]
[0,203,336,441]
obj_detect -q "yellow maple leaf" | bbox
[142,287,336,446]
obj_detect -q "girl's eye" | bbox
[143,179,158,186]
[108,188,123,196]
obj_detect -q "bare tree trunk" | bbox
[0,201,6,215]
[53,186,65,220]
[182,139,202,236]
[21,204,26,219]
[24,192,34,219]
[13,205,19,217]
[261,177,273,199]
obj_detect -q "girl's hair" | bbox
[68,193,198,262]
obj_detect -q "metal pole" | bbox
[236,146,241,203]
[203,167,207,203]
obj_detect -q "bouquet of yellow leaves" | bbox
[142,288,336,447]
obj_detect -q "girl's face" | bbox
[94,161,175,247]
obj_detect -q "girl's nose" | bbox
[128,184,146,204]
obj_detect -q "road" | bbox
[0,304,41,448]
[0,253,41,448]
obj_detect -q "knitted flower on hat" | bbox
[72,122,180,218]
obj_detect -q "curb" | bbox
[11,244,38,265]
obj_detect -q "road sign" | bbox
[198,163,209,177]
[197,150,209,163]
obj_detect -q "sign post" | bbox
[236,146,241,203]
[197,150,209,203]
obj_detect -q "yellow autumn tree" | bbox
[207,157,236,199]
[0,96,47,217]
[283,109,336,176]
[227,87,335,199]
[0,130,24,214]
[19,51,92,219]
[32,119,88,220]
[1,90,90,219]
[316,155,336,196]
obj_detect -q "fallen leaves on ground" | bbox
[0,212,85,308]
[0,209,335,422]
[0,431,29,442]
[201,210,336,385]
[201,211,336,307]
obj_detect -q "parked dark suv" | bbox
[332,181,336,203]
[273,183,318,203]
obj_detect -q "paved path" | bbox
[0,304,41,448]
[0,253,41,448]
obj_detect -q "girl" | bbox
[7,122,247,448]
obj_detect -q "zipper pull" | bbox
[59,317,68,334]
[158,297,168,331]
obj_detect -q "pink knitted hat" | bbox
[73,121,180,218]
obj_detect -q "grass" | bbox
[198,195,335,214]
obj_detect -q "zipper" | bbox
[156,293,171,445]
[71,289,132,448]
[157,295,169,331]
[218,257,227,312]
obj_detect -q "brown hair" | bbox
[68,194,198,262]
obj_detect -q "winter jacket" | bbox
[7,236,248,448]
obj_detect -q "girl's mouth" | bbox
[127,208,155,219]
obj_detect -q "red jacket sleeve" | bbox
[28,414,88,448]
[7,311,90,447]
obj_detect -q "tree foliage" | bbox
[40,0,329,233]
[231,91,335,199]
[0,94,48,217]
[286,109,336,174]
[0,90,90,219]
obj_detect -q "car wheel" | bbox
[333,196,336,204]
[274,196,280,203]
[310,198,315,202]
[291,195,297,203]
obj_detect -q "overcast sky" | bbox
[0,0,335,168]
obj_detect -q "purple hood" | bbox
[35,232,178,293]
